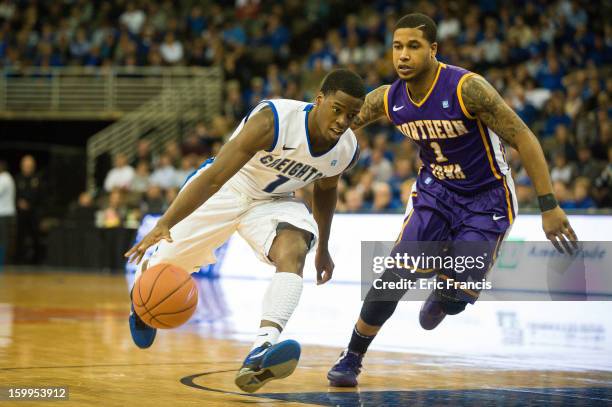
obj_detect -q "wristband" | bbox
[538,193,558,212]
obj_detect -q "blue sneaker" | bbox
[129,302,157,349]
[234,340,301,393]
[419,291,447,330]
[327,350,363,387]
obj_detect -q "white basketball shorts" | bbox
[145,163,318,274]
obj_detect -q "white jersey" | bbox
[226,99,359,200]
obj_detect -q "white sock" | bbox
[251,272,303,349]
[252,326,281,350]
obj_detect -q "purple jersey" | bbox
[385,63,515,219]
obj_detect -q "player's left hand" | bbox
[542,206,578,255]
[315,247,334,285]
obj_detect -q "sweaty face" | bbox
[392,28,437,80]
[315,91,363,142]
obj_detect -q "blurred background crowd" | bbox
[0,0,610,263]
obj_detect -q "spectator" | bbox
[120,2,146,35]
[367,149,393,182]
[163,140,182,167]
[141,185,165,214]
[131,139,153,168]
[15,155,43,264]
[576,145,603,179]
[516,178,536,209]
[344,188,365,213]
[175,156,196,188]
[149,154,177,190]
[554,181,575,210]
[160,32,183,65]
[130,161,151,194]
[65,191,96,226]
[367,182,401,212]
[0,160,15,265]
[550,152,575,184]
[98,189,127,228]
[565,178,597,209]
[389,158,415,199]
[104,153,135,192]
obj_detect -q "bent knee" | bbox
[269,227,311,272]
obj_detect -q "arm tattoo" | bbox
[351,85,390,131]
[461,75,532,149]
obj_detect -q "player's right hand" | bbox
[542,206,578,255]
[124,223,173,265]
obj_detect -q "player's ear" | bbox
[430,42,438,59]
[314,92,324,106]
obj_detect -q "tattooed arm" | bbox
[461,74,578,252]
[351,85,390,131]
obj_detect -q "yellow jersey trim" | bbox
[383,85,391,121]
[406,63,446,108]
[457,72,477,119]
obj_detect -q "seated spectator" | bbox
[389,158,415,199]
[160,32,183,64]
[65,191,96,226]
[365,149,393,183]
[554,181,575,210]
[130,160,151,194]
[140,185,165,214]
[562,178,597,209]
[542,99,572,138]
[552,124,577,161]
[366,182,402,212]
[174,156,196,188]
[149,154,177,190]
[163,140,182,167]
[576,145,603,179]
[516,178,537,209]
[104,153,135,192]
[131,138,153,167]
[550,152,575,184]
[97,189,127,228]
[344,188,365,213]
[181,128,209,158]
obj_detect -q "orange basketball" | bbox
[132,263,198,329]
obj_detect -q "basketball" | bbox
[132,263,198,329]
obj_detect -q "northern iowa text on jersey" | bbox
[396,119,469,141]
[259,155,325,182]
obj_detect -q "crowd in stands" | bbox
[0,0,610,229]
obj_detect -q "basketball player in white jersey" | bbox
[125,69,365,393]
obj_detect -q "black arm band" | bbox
[538,193,558,212]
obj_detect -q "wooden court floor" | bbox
[1,269,611,406]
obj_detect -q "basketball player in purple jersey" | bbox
[328,13,578,387]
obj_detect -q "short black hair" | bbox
[320,69,366,99]
[394,13,437,43]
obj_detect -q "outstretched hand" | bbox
[542,206,578,255]
[124,222,173,264]
[315,247,335,285]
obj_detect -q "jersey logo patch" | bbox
[442,100,449,108]
[331,160,337,166]
[282,145,296,151]
[393,105,405,112]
